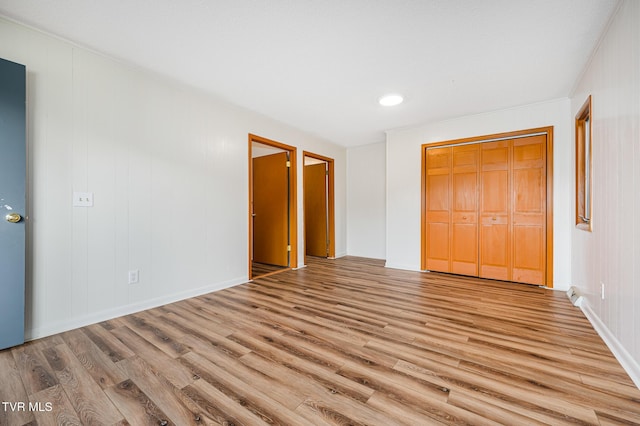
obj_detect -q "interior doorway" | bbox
[249,134,297,280]
[303,152,335,261]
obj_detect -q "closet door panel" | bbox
[480,142,510,281]
[451,145,479,275]
[425,147,452,272]
[427,222,450,271]
[512,136,546,285]
[512,225,544,284]
[480,220,510,281]
[452,222,477,275]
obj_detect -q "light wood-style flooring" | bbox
[2,256,640,425]
[251,261,289,280]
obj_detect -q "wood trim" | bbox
[420,146,428,271]
[575,96,593,231]
[546,127,554,287]
[248,134,298,280]
[421,126,555,287]
[423,126,553,148]
[303,151,336,259]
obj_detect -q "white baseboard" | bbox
[580,299,640,389]
[384,262,422,272]
[25,275,247,341]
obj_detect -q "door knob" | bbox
[5,213,22,223]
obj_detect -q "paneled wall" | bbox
[0,17,346,340]
[346,142,386,259]
[571,0,640,386]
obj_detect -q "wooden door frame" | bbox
[303,151,336,260]
[420,126,554,287]
[248,134,298,280]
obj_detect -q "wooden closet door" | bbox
[425,147,451,272]
[253,152,290,267]
[451,145,479,275]
[512,135,547,285]
[479,141,511,281]
[304,162,328,257]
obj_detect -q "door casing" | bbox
[248,134,297,280]
[303,151,335,260]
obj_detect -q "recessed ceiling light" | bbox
[379,94,403,106]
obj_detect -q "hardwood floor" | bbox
[251,261,288,279]
[2,256,640,425]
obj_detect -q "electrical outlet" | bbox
[601,282,605,300]
[128,270,139,284]
[73,192,93,207]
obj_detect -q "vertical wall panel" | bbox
[571,0,640,385]
[346,142,386,259]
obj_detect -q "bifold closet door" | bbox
[425,147,451,272]
[451,145,479,275]
[511,135,547,285]
[425,135,547,285]
[425,145,479,275]
[479,136,547,285]
[479,141,511,281]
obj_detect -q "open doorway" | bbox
[249,134,297,280]
[303,151,335,262]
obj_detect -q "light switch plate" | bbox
[73,192,93,207]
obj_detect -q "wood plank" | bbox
[122,310,189,358]
[104,379,173,426]
[180,333,306,410]
[241,352,400,426]
[181,379,270,425]
[60,328,128,389]
[11,341,58,395]
[0,350,35,425]
[179,351,314,425]
[41,344,124,425]
[83,322,136,362]
[111,326,195,389]
[117,356,215,425]
[29,384,82,426]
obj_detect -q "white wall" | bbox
[346,142,386,259]
[385,99,573,289]
[0,17,346,340]
[570,0,640,387]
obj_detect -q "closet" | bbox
[422,129,552,286]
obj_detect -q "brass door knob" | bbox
[5,213,22,223]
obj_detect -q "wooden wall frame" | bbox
[420,126,554,287]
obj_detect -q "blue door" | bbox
[0,57,26,350]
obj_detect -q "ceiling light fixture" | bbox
[379,94,403,106]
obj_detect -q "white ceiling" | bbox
[0,0,619,147]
